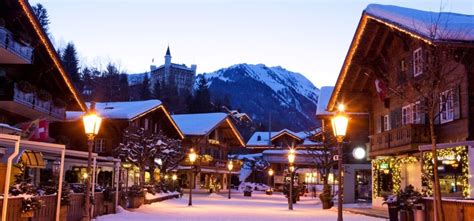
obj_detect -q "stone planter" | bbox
[413,204,425,221]
[60,205,68,221]
[387,203,399,221]
[128,196,144,208]
[244,191,252,197]
[321,200,333,209]
[398,210,414,221]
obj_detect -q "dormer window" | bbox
[257,135,261,141]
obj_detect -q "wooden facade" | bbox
[328,12,474,158]
[54,102,183,157]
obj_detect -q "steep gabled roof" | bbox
[270,129,303,142]
[18,0,86,111]
[171,112,245,146]
[365,4,474,43]
[315,86,334,117]
[328,4,474,111]
[66,99,184,138]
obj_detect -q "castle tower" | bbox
[164,46,171,67]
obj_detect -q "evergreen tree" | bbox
[61,42,81,89]
[118,74,130,101]
[152,80,162,100]
[140,73,151,100]
[190,75,213,113]
[32,3,50,34]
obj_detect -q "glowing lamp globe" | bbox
[227,161,234,171]
[288,149,296,164]
[189,148,197,163]
[331,104,349,139]
[172,174,177,181]
[268,168,274,176]
[352,147,366,160]
[83,105,102,136]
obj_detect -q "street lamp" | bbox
[288,148,296,210]
[331,103,349,221]
[82,102,102,221]
[227,160,233,199]
[268,168,274,190]
[188,148,197,206]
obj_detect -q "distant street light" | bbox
[268,168,274,190]
[352,147,366,160]
[288,148,296,210]
[188,148,197,206]
[331,104,349,221]
[227,160,233,199]
[82,102,102,221]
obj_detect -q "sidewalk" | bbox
[330,203,389,219]
[343,207,388,219]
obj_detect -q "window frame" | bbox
[413,47,423,77]
[94,138,106,153]
[440,89,454,124]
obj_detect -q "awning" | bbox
[20,150,45,168]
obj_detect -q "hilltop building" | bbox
[150,47,196,94]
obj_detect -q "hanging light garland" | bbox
[422,146,469,198]
[372,156,419,197]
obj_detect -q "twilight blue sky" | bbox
[31,0,473,88]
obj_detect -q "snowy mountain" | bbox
[203,63,320,131]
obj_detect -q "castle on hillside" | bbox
[150,47,196,94]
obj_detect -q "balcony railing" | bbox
[370,124,430,153]
[9,83,66,119]
[0,27,33,63]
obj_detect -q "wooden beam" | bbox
[374,28,390,56]
[362,24,380,58]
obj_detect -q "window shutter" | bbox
[453,86,461,120]
[376,116,381,133]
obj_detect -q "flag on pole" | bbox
[375,79,388,101]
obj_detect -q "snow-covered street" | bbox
[97,192,385,221]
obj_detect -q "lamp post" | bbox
[188,148,197,206]
[268,168,274,190]
[331,104,349,221]
[227,160,233,199]
[82,102,102,221]
[288,148,295,210]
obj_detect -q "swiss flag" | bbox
[18,119,49,142]
[375,79,388,101]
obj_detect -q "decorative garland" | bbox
[372,156,419,198]
[422,146,469,198]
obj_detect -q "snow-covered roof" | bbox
[315,86,334,116]
[66,100,163,121]
[0,123,22,134]
[365,4,474,42]
[246,129,322,148]
[171,112,228,136]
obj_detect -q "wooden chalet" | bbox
[171,112,245,192]
[326,4,474,209]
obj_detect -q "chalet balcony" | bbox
[0,27,33,64]
[0,83,66,120]
[369,124,430,156]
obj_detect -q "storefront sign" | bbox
[380,163,389,169]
